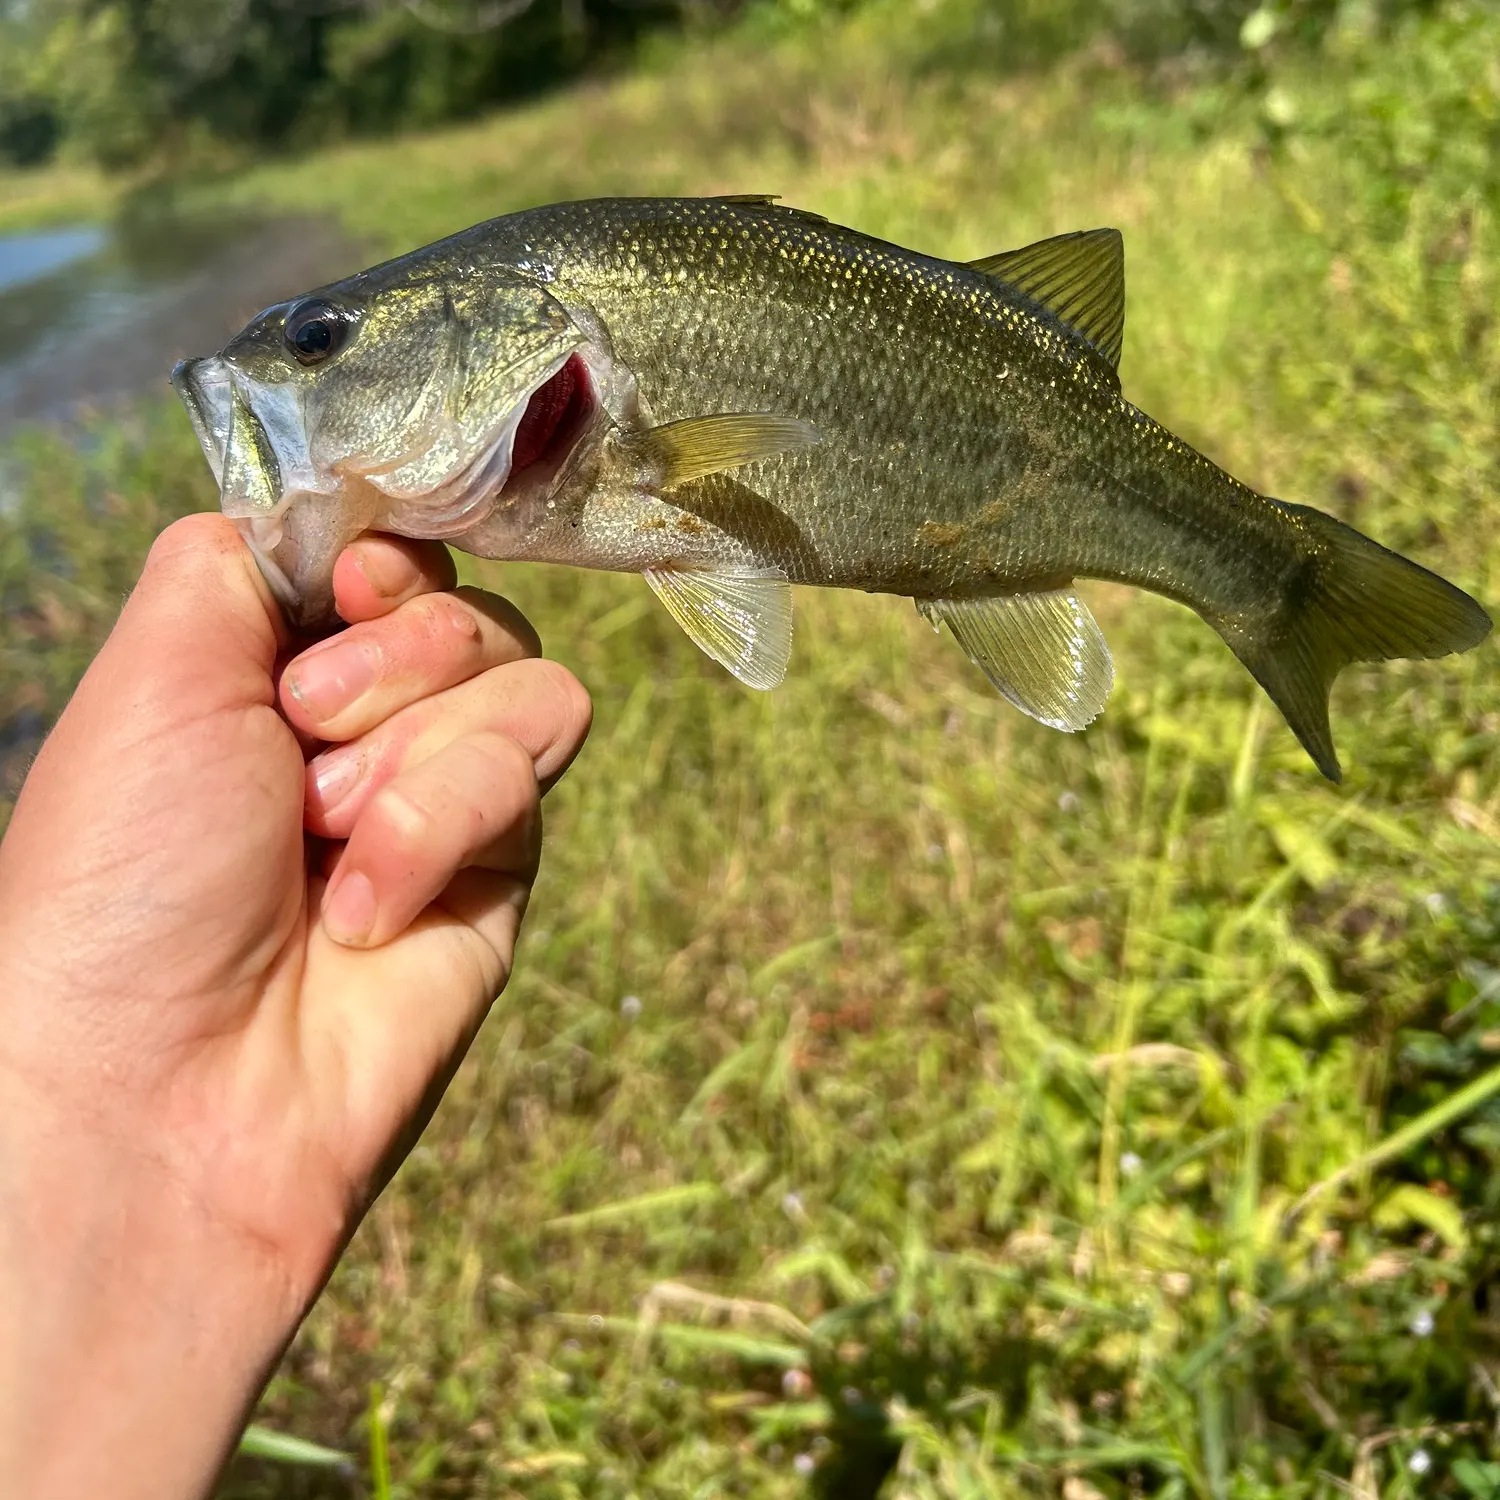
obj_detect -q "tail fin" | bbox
[1215,503,1490,781]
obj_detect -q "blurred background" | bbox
[2,1,1499,1496]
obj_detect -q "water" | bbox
[0,228,106,294]
[0,211,361,436]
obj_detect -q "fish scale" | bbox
[490,202,1109,594]
[173,195,1489,779]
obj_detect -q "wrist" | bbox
[0,1064,304,1500]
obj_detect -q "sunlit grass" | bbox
[4,4,1499,1496]
[0,160,122,232]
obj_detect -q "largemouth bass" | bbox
[172,195,1490,780]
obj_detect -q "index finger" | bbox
[333,535,458,624]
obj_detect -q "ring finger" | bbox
[319,729,541,949]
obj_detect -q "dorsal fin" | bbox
[710,194,830,226]
[969,228,1125,374]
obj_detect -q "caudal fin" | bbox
[1215,503,1490,781]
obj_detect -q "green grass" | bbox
[4,3,1500,1495]
[0,160,122,232]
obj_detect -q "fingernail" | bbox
[323,869,377,946]
[354,543,414,600]
[286,641,378,721]
[309,747,361,813]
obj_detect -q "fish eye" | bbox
[283,298,352,366]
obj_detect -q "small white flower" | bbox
[620,994,642,1020]
[1409,1447,1432,1476]
[793,1453,816,1476]
[782,1191,805,1219]
[1058,791,1081,813]
[1409,1308,1435,1337]
[1120,1151,1144,1178]
[1423,892,1447,916]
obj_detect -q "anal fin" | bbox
[645,566,793,690]
[918,589,1113,731]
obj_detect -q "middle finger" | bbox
[304,654,592,839]
[280,585,543,742]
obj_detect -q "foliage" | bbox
[0,0,689,171]
[0,0,1470,171]
[3,1,1500,1495]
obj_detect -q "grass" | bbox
[4,2,1500,1495]
[0,160,121,233]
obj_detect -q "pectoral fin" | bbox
[644,567,793,690]
[636,414,821,489]
[918,589,1113,731]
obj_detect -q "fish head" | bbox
[173,262,589,628]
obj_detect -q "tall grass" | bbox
[3,3,1499,1495]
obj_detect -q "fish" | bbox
[172,194,1490,780]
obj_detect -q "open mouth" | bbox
[501,351,596,498]
[172,344,602,620]
[377,348,599,541]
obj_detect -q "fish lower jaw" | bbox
[234,511,298,613]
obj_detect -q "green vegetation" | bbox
[3,1,1499,1494]
[0,0,1443,173]
[0,0,687,171]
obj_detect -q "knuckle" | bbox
[472,730,538,793]
[371,782,438,854]
[406,593,482,656]
[455,586,543,658]
[144,513,239,574]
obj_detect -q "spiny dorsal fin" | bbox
[644,566,792,690]
[917,589,1114,731]
[969,228,1125,375]
[637,413,822,490]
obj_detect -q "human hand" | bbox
[0,514,591,1498]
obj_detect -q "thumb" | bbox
[0,516,295,923]
[96,513,288,722]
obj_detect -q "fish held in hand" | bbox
[172,196,1490,779]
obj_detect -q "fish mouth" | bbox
[171,355,232,487]
[172,353,334,615]
[172,346,599,622]
[498,350,597,500]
